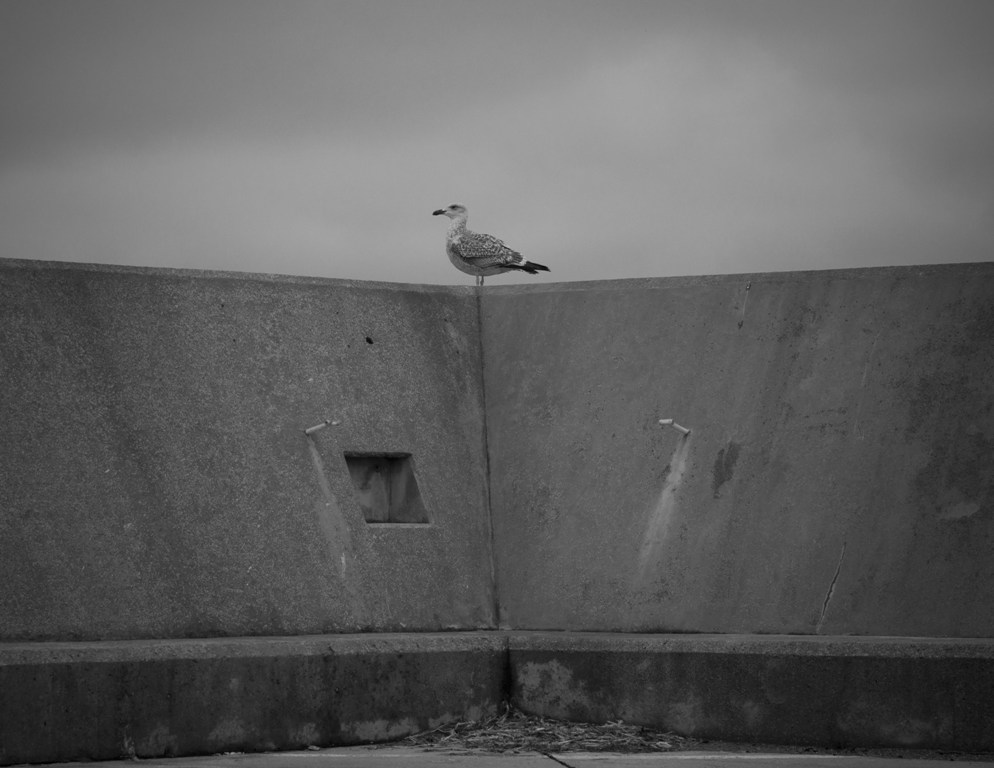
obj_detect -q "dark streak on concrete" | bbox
[711,441,741,499]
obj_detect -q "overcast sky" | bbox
[1,0,992,286]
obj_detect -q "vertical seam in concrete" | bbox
[476,287,502,629]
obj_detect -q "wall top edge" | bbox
[0,257,476,296]
[479,261,994,295]
[3,257,991,295]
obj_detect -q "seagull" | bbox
[432,204,550,286]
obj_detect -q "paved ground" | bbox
[48,748,994,768]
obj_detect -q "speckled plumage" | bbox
[432,204,550,286]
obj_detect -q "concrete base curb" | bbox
[508,632,994,753]
[3,632,993,765]
[0,634,505,765]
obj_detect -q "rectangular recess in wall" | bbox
[344,452,430,524]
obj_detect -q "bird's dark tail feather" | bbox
[512,261,551,275]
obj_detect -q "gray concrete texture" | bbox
[0,259,494,641]
[508,632,994,753]
[481,264,994,636]
[3,632,993,763]
[4,258,994,762]
[39,749,994,768]
[0,634,505,765]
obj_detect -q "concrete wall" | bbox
[3,258,994,760]
[6,259,992,642]
[0,261,994,640]
[0,259,494,641]
[482,264,994,636]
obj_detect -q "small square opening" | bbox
[344,452,430,524]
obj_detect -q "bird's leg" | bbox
[476,276,484,287]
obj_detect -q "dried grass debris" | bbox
[402,704,692,754]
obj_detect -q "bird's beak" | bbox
[432,209,446,216]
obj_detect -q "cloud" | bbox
[1,0,991,283]
[0,130,526,283]
[0,0,631,165]
[428,34,990,278]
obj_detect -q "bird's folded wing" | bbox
[454,232,525,267]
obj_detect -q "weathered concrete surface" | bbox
[35,749,994,768]
[6,631,994,761]
[0,633,506,765]
[5,259,994,760]
[5,259,994,641]
[0,259,493,641]
[509,632,994,752]
[482,264,994,635]
[51,749,558,767]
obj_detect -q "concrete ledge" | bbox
[508,632,994,752]
[4,632,994,765]
[0,633,505,765]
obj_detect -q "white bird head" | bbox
[432,203,467,220]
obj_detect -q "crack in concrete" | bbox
[817,541,847,633]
